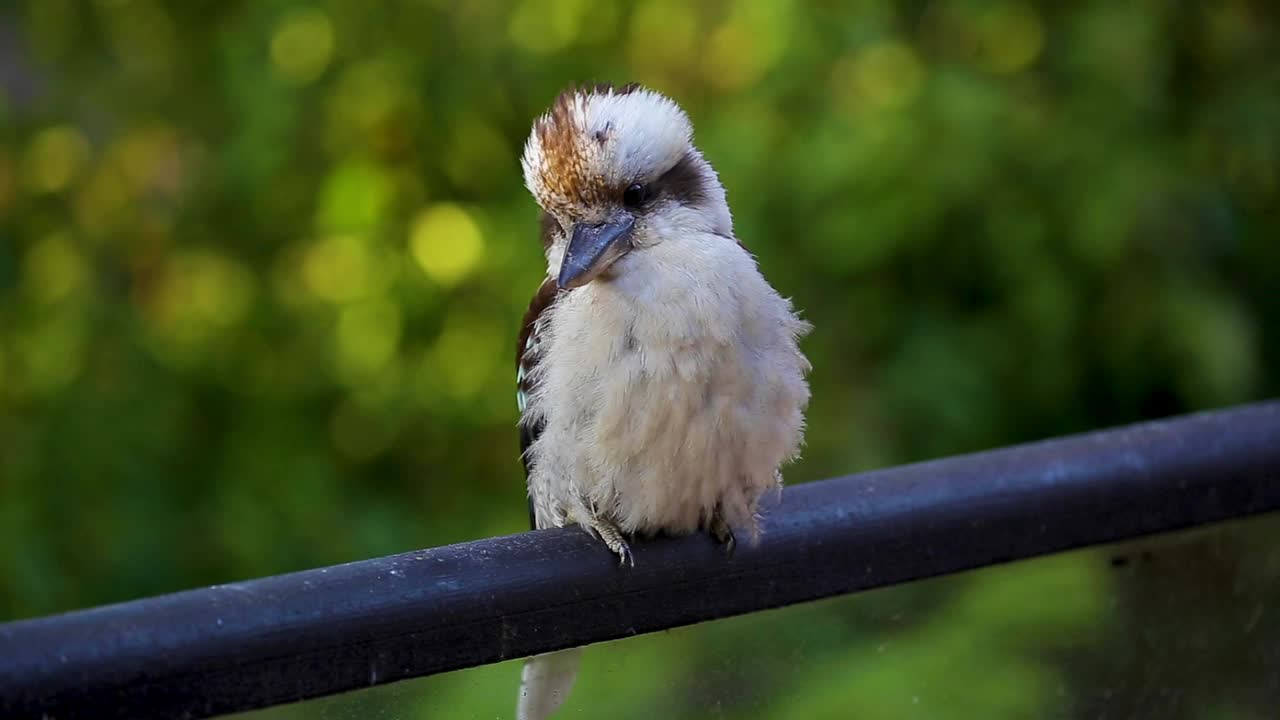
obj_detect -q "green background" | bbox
[1,1,1276,718]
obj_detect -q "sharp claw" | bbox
[709,511,736,557]
[587,519,633,567]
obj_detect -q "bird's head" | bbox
[522,83,733,290]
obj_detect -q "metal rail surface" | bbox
[2,402,1278,719]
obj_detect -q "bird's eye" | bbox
[623,183,649,209]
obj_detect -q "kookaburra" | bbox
[514,83,811,719]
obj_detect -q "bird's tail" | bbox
[516,647,583,720]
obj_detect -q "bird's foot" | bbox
[587,518,633,567]
[709,509,736,557]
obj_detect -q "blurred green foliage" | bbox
[0,0,1276,718]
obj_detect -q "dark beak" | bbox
[557,215,636,289]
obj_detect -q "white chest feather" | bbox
[524,235,810,536]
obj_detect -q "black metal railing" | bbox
[2,402,1278,719]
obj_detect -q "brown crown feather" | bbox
[530,83,641,212]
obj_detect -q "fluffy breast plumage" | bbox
[522,237,810,538]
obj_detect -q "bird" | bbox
[514,83,811,720]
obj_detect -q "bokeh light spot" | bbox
[978,3,1044,73]
[508,0,590,54]
[178,251,251,323]
[336,297,402,379]
[443,116,511,193]
[418,312,501,404]
[1168,290,1259,406]
[24,125,91,193]
[23,233,88,304]
[324,60,417,157]
[410,204,485,287]
[143,249,256,367]
[628,1,698,87]
[271,8,335,86]
[302,235,387,303]
[703,2,790,92]
[834,41,924,112]
[317,162,393,232]
[184,254,255,329]
[74,163,133,236]
[15,312,85,394]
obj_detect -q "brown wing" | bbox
[517,279,556,528]
[517,270,558,529]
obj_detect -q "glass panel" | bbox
[235,512,1280,720]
